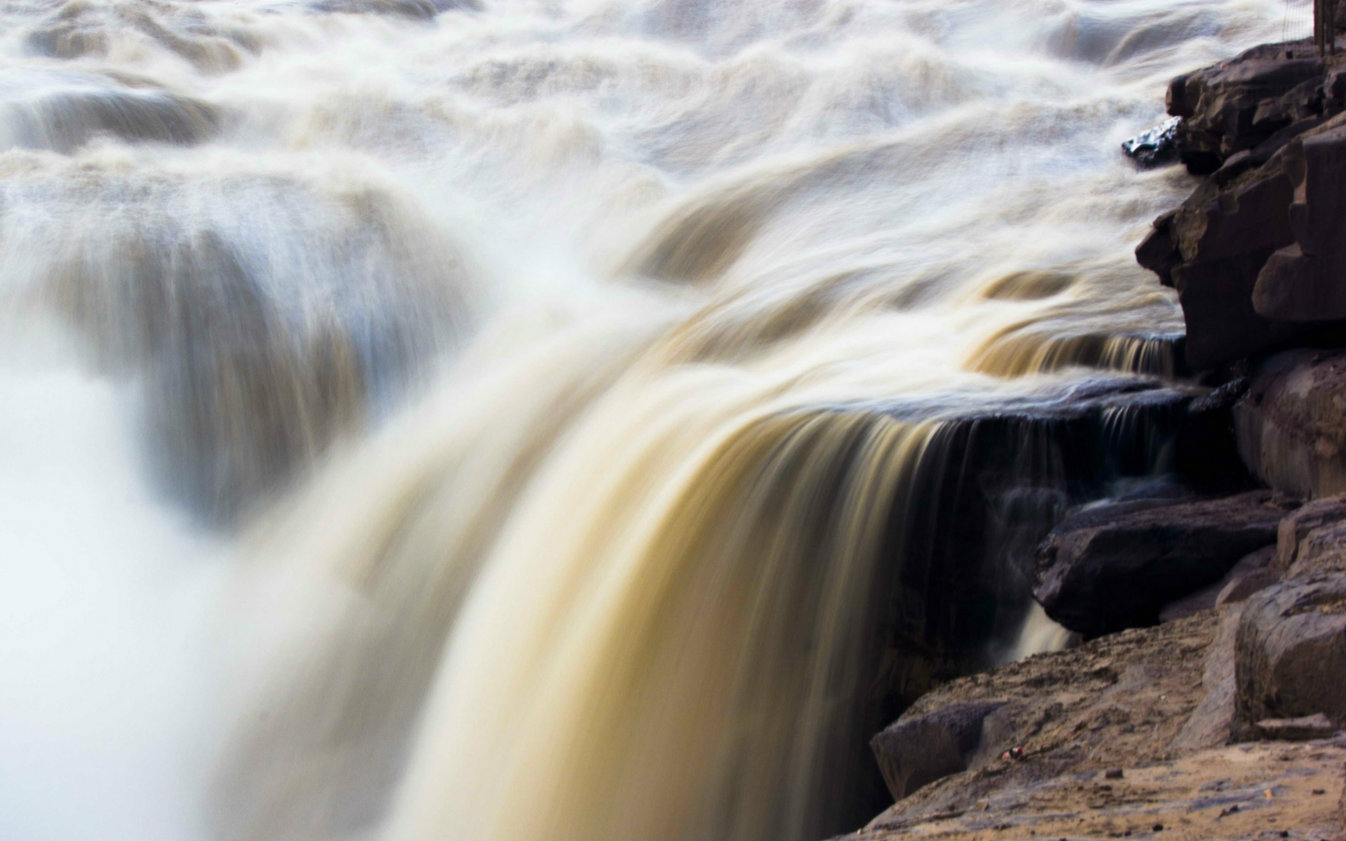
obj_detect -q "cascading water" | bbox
[0,1,1307,839]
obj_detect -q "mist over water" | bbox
[0,0,1306,839]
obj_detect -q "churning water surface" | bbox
[0,0,1306,839]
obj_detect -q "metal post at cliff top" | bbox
[1317,0,1337,57]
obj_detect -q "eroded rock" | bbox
[1215,545,1281,605]
[1254,113,1346,321]
[1135,45,1346,369]
[1277,495,1346,565]
[1035,492,1290,636]
[869,701,1007,802]
[1236,572,1346,730]
[1235,349,1346,498]
[856,737,1346,841]
[1166,44,1325,173]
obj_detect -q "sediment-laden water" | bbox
[0,1,1308,839]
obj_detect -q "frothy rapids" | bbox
[0,1,1305,839]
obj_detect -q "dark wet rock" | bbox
[1235,349,1346,498]
[1034,491,1290,637]
[877,378,1213,661]
[1136,136,1307,369]
[1174,375,1260,491]
[1135,45,1346,370]
[1236,572,1346,730]
[1253,712,1339,741]
[1158,556,1264,621]
[869,701,1007,801]
[1165,44,1325,174]
[1121,116,1182,169]
[1254,113,1346,321]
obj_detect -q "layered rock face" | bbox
[857,27,1346,841]
[1137,42,1346,369]
[1235,348,1346,497]
[857,495,1346,841]
[1033,492,1288,636]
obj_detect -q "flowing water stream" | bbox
[0,1,1307,839]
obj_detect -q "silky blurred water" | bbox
[0,1,1307,838]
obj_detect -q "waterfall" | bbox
[0,0,1306,839]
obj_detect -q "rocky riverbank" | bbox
[848,27,1346,841]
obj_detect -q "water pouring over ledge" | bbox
[0,0,1306,839]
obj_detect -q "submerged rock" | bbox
[1034,491,1290,637]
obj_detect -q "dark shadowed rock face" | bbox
[1135,45,1346,370]
[1165,43,1325,174]
[1254,115,1346,321]
[1215,545,1281,605]
[1135,122,1307,368]
[1235,349,1346,498]
[1034,491,1291,637]
[1158,544,1279,621]
[1236,572,1346,730]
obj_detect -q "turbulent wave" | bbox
[0,0,1308,839]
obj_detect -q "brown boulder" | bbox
[1214,545,1281,605]
[869,701,1007,802]
[1254,114,1346,321]
[1167,46,1324,173]
[1035,492,1289,637]
[1136,132,1304,368]
[1275,494,1346,567]
[1291,520,1346,576]
[1235,572,1346,730]
[1135,47,1346,370]
[1235,349,1346,498]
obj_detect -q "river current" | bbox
[0,0,1307,838]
